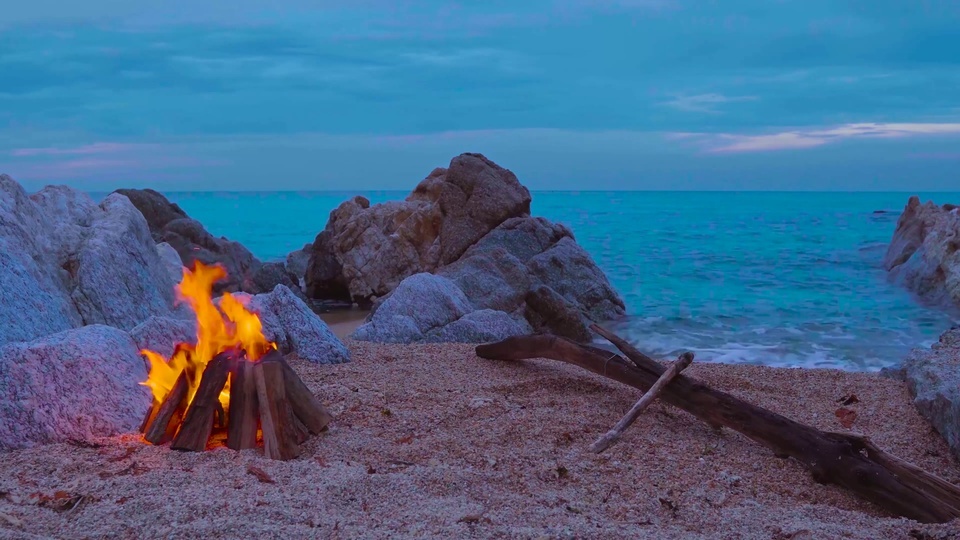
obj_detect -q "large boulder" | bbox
[0,176,177,348]
[436,217,625,340]
[113,188,189,231]
[0,325,152,450]
[524,285,593,342]
[0,176,84,345]
[305,153,532,304]
[129,316,197,359]
[232,285,350,364]
[902,327,960,459]
[113,188,262,294]
[883,196,960,309]
[156,242,184,284]
[246,262,303,298]
[351,273,531,343]
[285,245,312,290]
[60,193,179,329]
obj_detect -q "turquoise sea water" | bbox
[162,191,960,371]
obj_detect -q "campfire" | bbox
[138,262,330,460]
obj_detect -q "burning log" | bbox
[138,261,332,459]
[227,357,260,451]
[254,356,302,461]
[475,325,960,524]
[143,371,189,445]
[172,352,234,452]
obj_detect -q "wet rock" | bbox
[0,325,152,450]
[883,195,960,309]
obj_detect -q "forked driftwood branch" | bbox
[590,351,694,454]
[475,324,960,524]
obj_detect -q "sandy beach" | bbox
[2,341,959,539]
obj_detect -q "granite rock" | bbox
[884,196,960,309]
[234,285,350,364]
[902,327,960,459]
[0,325,152,450]
[305,154,531,304]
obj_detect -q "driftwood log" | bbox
[475,325,960,524]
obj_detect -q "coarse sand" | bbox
[2,341,960,539]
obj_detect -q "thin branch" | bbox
[590,352,694,453]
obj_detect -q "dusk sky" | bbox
[1,1,959,191]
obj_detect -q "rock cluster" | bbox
[0,176,349,449]
[301,153,626,343]
[883,196,960,309]
[1,176,177,347]
[304,153,532,304]
[114,188,263,294]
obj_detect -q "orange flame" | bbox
[140,261,276,409]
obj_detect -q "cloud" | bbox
[9,142,152,157]
[662,93,758,113]
[2,141,225,181]
[676,122,960,153]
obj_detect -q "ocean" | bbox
[161,190,960,372]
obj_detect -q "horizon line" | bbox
[77,188,960,195]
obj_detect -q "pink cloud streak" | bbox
[670,122,960,154]
[9,142,155,157]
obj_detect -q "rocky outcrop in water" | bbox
[900,327,960,459]
[0,325,152,450]
[883,196,960,309]
[114,188,262,294]
[305,154,627,343]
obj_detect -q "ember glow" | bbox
[140,261,276,409]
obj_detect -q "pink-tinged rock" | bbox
[0,325,152,450]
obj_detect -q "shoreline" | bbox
[1,341,958,538]
[318,308,370,339]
